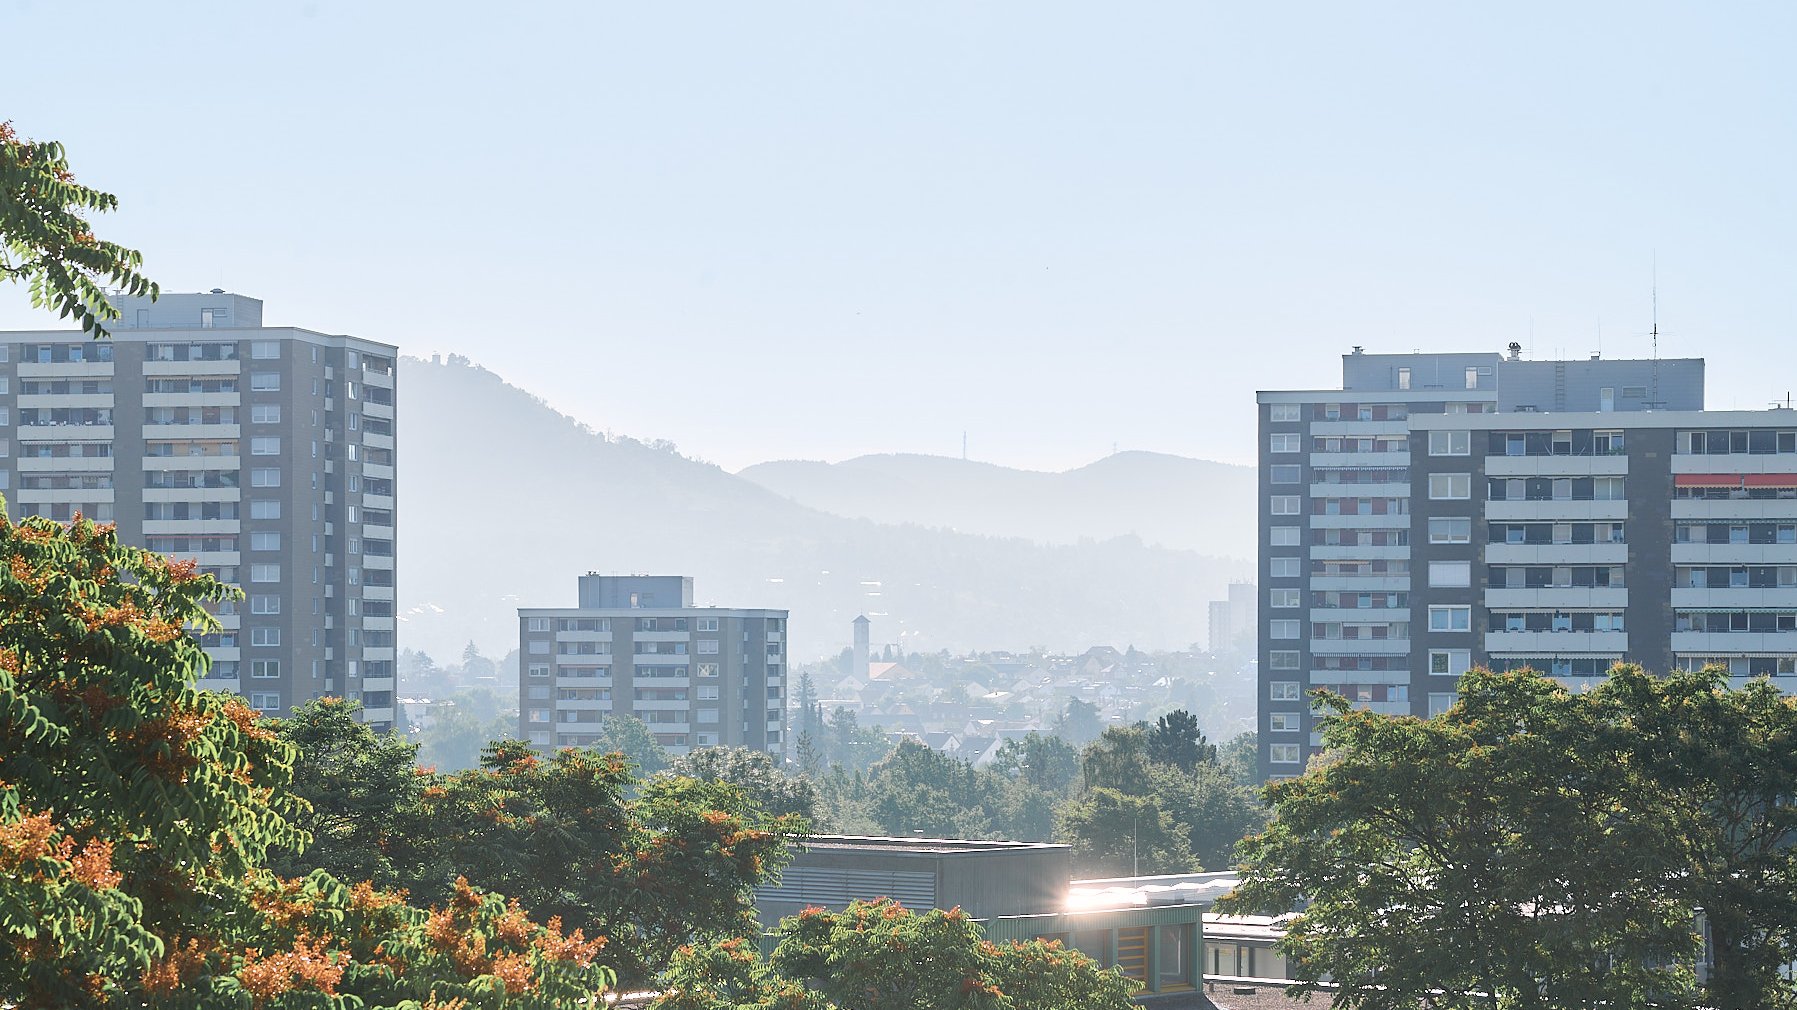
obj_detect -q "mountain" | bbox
[397,356,1252,665]
[736,452,1255,555]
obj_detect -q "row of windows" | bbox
[1679,566,1797,589]
[1676,612,1797,633]
[1677,523,1797,545]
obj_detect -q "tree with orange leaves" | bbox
[0,503,615,1007]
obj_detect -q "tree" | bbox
[771,899,1137,1010]
[0,501,616,1005]
[1059,787,1195,877]
[1144,709,1214,773]
[822,706,892,773]
[269,697,427,886]
[1599,665,1797,1008]
[413,741,802,988]
[1,121,156,335]
[1220,668,1698,1009]
[864,738,1003,839]
[990,732,1080,795]
[594,713,669,775]
[1078,725,1153,794]
[1150,763,1266,871]
[1052,698,1103,746]
[1216,730,1258,787]
[667,745,818,821]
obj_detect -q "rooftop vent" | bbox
[1507,341,1522,361]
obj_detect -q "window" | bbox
[250,594,281,615]
[1428,517,1471,544]
[1270,557,1301,579]
[250,627,280,647]
[1465,366,1480,389]
[1270,464,1302,484]
[250,341,280,359]
[249,372,280,391]
[1428,605,1471,632]
[1270,526,1301,547]
[251,403,281,424]
[249,500,281,520]
[1397,367,1411,390]
[249,532,280,551]
[1428,430,1470,456]
[697,617,720,632]
[1429,473,1471,500]
[250,436,281,455]
[1269,620,1300,639]
[527,617,552,632]
[1270,743,1302,764]
[1269,712,1300,733]
[1269,433,1301,454]
[1429,561,1471,588]
[697,662,719,678]
[1269,404,1300,421]
[249,564,281,583]
[1269,589,1301,608]
[1428,692,1458,717]
[1268,651,1300,670]
[1270,495,1301,515]
[1429,649,1471,677]
[1269,681,1302,702]
[1594,476,1626,500]
[250,660,281,679]
[249,693,281,713]
[250,468,281,488]
[696,639,720,654]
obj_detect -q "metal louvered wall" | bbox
[755,867,937,911]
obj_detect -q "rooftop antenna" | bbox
[1649,254,1662,409]
[961,431,967,461]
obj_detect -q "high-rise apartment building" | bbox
[1256,347,1721,778]
[518,574,789,756]
[0,291,399,729]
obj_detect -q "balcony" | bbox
[1673,587,1797,609]
[1485,500,1629,521]
[362,432,394,451]
[1484,630,1628,653]
[1485,543,1628,565]
[1672,455,1797,475]
[17,394,112,409]
[144,487,240,503]
[1308,607,1408,623]
[1308,513,1409,529]
[362,400,393,419]
[1307,420,1404,436]
[1309,545,1410,560]
[1671,499,1797,520]
[1308,576,1410,592]
[363,554,394,570]
[361,367,395,389]
[1485,587,1628,609]
[17,361,114,378]
[18,456,113,472]
[1485,455,1628,477]
[1308,638,1411,656]
[144,455,240,471]
[1309,482,1410,499]
[1309,451,1410,468]
[16,488,115,504]
[144,359,239,376]
[1671,544,1797,565]
[18,425,113,442]
[1672,632,1797,654]
[1307,669,1412,685]
[362,493,394,510]
[363,463,394,481]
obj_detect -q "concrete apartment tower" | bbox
[852,614,871,678]
[0,291,399,729]
[519,574,789,757]
[1255,347,1719,780]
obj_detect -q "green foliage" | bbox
[1216,730,1257,787]
[818,706,893,774]
[0,122,156,336]
[769,899,1137,1010]
[1144,709,1214,772]
[592,713,669,776]
[1051,698,1102,746]
[269,697,427,885]
[989,732,1080,795]
[1058,786,1195,877]
[666,745,818,821]
[0,498,617,1007]
[414,692,518,773]
[1222,667,1702,1009]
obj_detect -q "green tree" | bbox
[1216,730,1258,787]
[1600,665,1797,1008]
[595,713,670,775]
[0,122,156,335]
[1078,725,1153,794]
[822,706,892,773]
[1059,786,1196,876]
[1144,709,1214,772]
[416,696,518,772]
[1220,668,1697,1009]
[269,697,426,886]
[990,732,1081,795]
[0,502,616,1006]
[666,745,818,821]
[1052,697,1103,746]
[1150,763,1265,871]
[864,738,1003,838]
[414,741,801,988]
[772,899,1137,1010]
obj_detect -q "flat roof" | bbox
[796,834,1067,855]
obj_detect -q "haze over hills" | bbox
[398,356,1252,666]
[737,452,1255,556]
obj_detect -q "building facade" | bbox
[0,291,399,728]
[518,574,788,756]
[1255,348,1712,777]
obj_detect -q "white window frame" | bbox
[1428,560,1472,588]
[1428,430,1470,456]
[1270,525,1301,547]
[1269,681,1302,702]
[1269,743,1302,764]
[1428,605,1471,632]
[1269,619,1301,640]
[1269,433,1302,454]
[1270,495,1301,516]
[1428,517,1471,544]
[1429,473,1471,500]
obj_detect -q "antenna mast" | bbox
[1649,255,1662,409]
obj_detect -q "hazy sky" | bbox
[4,1,1793,471]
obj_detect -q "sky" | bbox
[4,1,1794,471]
